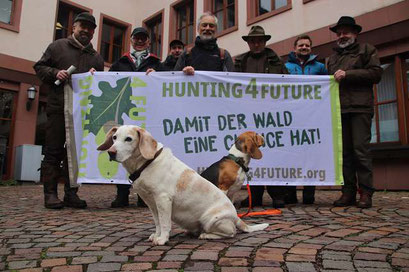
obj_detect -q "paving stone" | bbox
[286,262,316,272]
[184,261,214,270]
[7,260,38,269]
[41,258,67,267]
[50,266,83,272]
[218,257,248,266]
[87,262,122,271]
[190,250,219,261]
[71,256,98,264]
[322,260,354,270]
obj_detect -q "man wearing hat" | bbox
[174,12,233,74]
[159,39,184,71]
[108,27,160,208]
[109,27,161,72]
[235,25,288,209]
[34,12,104,209]
[327,16,382,208]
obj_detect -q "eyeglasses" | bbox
[200,23,216,28]
[132,35,148,42]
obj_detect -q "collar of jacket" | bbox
[129,148,163,182]
[195,36,219,51]
[67,36,96,54]
[237,48,279,63]
[165,55,178,65]
[333,41,359,54]
[224,154,249,173]
[124,52,160,63]
[288,51,318,65]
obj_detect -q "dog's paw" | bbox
[148,233,157,241]
[153,236,168,245]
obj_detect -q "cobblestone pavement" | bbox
[0,184,408,272]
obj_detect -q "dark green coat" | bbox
[234,48,288,74]
[327,42,382,114]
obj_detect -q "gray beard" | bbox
[200,34,214,40]
[337,37,355,48]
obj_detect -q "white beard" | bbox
[337,37,355,48]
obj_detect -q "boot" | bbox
[333,191,356,207]
[267,186,285,208]
[41,162,64,209]
[111,184,130,208]
[303,186,315,204]
[284,187,298,204]
[240,186,264,207]
[64,183,87,208]
[357,191,372,208]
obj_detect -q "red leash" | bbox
[238,181,282,218]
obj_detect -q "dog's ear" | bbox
[254,133,264,147]
[135,127,158,159]
[250,132,264,160]
[97,127,118,151]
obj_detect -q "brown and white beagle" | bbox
[200,131,264,203]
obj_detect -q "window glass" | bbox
[0,0,12,24]
[275,0,287,9]
[0,90,15,177]
[259,0,271,15]
[377,64,397,102]
[227,4,235,28]
[378,103,399,142]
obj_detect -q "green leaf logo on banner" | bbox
[84,76,147,180]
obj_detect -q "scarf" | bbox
[131,49,149,68]
[195,36,218,51]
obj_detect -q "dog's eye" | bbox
[125,137,132,142]
[112,135,117,140]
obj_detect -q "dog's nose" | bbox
[108,150,117,161]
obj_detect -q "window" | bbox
[100,16,130,64]
[0,0,22,32]
[257,0,288,16]
[173,0,195,45]
[371,62,399,143]
[205,0,238,36]
[54,0,90,40]
[246,0,292,26]
[0,89,16,179]
[144,10,164,59]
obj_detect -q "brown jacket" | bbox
[327,42,382,114]
[234,48,288,74]
[34,36,104,114]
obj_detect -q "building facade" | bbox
[0,0,408,189]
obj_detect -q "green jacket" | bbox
[234,48,288,74]
[327,42,382,114]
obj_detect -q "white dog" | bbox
[97,125,268,245]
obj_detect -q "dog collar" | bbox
[225,154,249,172]
[129,148,163,182]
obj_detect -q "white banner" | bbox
[70,71,343,186]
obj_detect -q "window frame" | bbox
[203,0,238,38]
[54,0,91,41]
[97,13,131,66]
[371,55,409,146]
[170,0,196,47]
[0,0,23,32]
[143,9,164,59]
[246,0,292,26]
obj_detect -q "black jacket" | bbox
[234,48,288,74]
[174,37,233,72]
[159,55,179,71]
[109,52,161,72]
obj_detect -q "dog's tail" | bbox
[235,218,268,233]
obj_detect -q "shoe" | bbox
[356,191,372,208]
[44,194,64,209]
[303,197,315,205]
[240,197,262,207]
[284,194,298,204]
[111,195,129,208]
[333,192,356,207]
[64,188,87,208]
[272,198,285,208]
[137,196,148,207]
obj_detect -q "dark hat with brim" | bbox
[242,25,271,41]
[74,12,97,28]
[330,16,362,33]
[131,27,149,38]
[169,39,184,48]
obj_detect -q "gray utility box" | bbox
[14,145,42,182]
